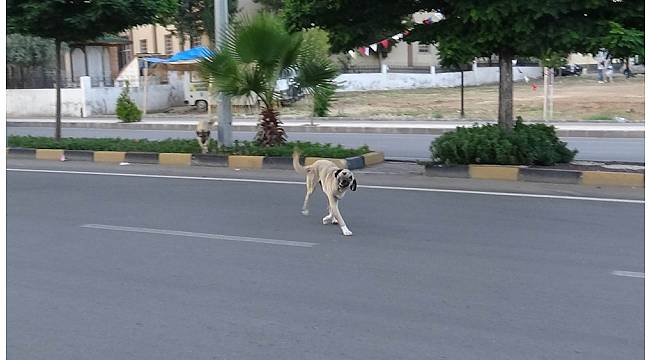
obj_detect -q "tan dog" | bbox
[293,150,357,236]
[196,118,216,154]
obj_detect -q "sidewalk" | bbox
[6,116,645,138]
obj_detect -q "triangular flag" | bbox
[403,30,411,36]
[370,43,378,52]
[392,33,403,40]
[357,47,369,56]
[380,39,390,48]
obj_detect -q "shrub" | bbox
[312,86,336,117]
[430,119,577,165]
[116,83,142,122]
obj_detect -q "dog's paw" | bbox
[301,209,309,216]
[341,226,353,236]
[322,215,333,224]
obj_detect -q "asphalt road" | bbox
[7,127,646,162]
[7,160,644,360]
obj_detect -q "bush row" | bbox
[7,136,370,159]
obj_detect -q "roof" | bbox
[69,35,131,46]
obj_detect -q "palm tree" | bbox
[200,13,338,146]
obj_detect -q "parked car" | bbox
[554,64,583,76]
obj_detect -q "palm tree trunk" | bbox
[55,39,62,140]
[498,52,514,130]
[256,107,286,146]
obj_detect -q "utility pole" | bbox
[214,0,232,146]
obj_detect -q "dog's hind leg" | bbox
[301,173,316,215]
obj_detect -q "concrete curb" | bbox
[6,121,644,138]
[425,163,644,187]
[7,147,383,171]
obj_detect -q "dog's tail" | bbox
[293,148,308,175]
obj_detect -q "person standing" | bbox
[597,60,605,83]
[606,63,614,83]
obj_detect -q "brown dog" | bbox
[293,150,357,236]
[196,118,216,154]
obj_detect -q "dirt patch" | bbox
[266,74,645,121]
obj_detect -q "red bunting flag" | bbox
[380,39,390,49]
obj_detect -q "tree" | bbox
[284,0,644,130]
[163,0,239,47]
[6,34,62,88]
[597,21,644,75]
[434,39,476,118]
[7,0,177,140]
[200,13,337,146]
[252,0,284,12]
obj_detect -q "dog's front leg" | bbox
[328,195,351,236]
[196,136,209,154]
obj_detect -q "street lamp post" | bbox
[214,0,232,147]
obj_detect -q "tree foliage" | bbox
[7,0,177,43]
[253,0,284,12]
[284,0,644,128]
[6,34,58,69]
[163,0,240,46]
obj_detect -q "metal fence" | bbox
[7,73,114,89]
[340,65,382,74]
[388,66,431,74]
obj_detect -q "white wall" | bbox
[336,66,542,92]
[6,88,84,117]
[86,84,180,114]
[7,68,543,116]
[6,76,184,117]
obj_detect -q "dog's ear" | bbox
[350,178,357,191]
[334,169,343,178]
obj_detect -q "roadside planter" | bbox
[424,162,644,188]
[7,147,384,170]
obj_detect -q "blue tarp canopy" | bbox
[143,46,213,65]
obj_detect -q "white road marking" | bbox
[611,270,645,278]
[81,224,317,248]
[8,168,645,204]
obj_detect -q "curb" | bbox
[424,163,644,188]
[7,147,382,171]
[6,121,644,138]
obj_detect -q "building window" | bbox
[139,39,148,53]
[164,34,173,54]
[191,36,202,48]
[418,44,430,54]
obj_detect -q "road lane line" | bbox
[611,270,645,278]
[8,168,644,204]
[81,224,318,248]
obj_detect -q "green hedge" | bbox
[7,136,370,159]
[8,136,210,153]
[430,120,577,165]
[226,140,369,158]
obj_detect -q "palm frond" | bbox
[295,57,339,95]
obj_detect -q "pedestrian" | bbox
[606,64,614,83]
[597,60,605,83]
